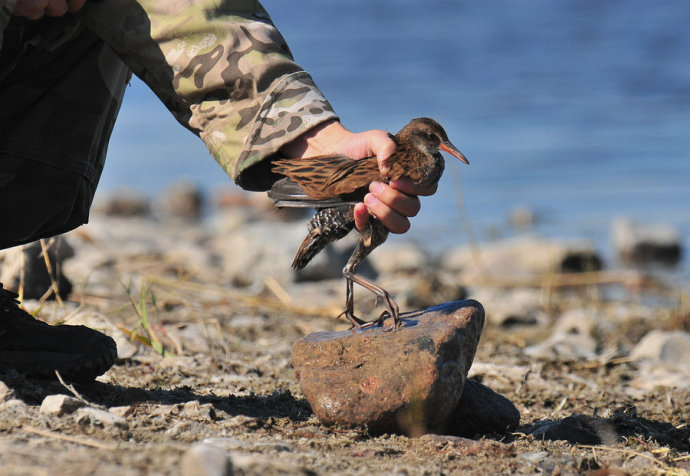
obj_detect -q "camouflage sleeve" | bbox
[84,0,338,191]
[0,0,17,49]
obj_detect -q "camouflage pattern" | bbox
[83,0,338,190]
[1,0,337,188]
[0,0,338,247]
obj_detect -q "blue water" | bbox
[100,0,690,270]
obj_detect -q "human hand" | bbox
[12,0,86,19]
[280,119,435,234]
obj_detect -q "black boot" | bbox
[0,283,117,382]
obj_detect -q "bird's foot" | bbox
[337,310,369,330]
[371,309,403,332]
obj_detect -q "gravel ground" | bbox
[0,213,688,476]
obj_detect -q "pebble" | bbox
[440,236,601,278]
[154,181,204,221]
[181,442,234,476]
[523,309,598,361]
[611,217,682,265]
[0,380,13,403]
[368,242,430,275]
[0,398,29,417]
[471,287,547,327]
[529,414,615,445]
[92,189,150,217]
[39,394,84,416]
[629,330,690,365]
[75,407,129,430]
[628,330,690,391]
[292,300,485,435]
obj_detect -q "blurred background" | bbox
[98,0,690,275]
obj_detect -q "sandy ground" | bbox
[0,212,688,476]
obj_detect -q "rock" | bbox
[40,394,85,416]
[611,217,682,265]
[75,407,129,430]
[471,287,546,326]
[92,189,150,217]
[530,414,617,445]
[0,238,73,300]
[0,398,29,417]
[181,442,233,476]
[628,330,690,391]
[448,379,520,437]
[212,219,367,287]
[523,309,597,361]
[629,330,690,365]
[368,242,430,275]
[165,323,211,354]
[154,181,204,221]
[292,300,485,435]
[0,381,13,403]
[441,236,601,278]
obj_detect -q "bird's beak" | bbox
[440,141,469,165]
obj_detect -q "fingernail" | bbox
[370,181,384,194]
[364,193,378,207]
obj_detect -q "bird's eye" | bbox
[425,132,435,140]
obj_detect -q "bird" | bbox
[268,117,468,330]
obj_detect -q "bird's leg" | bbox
[337,277,369,329]
[339,219,401,330]
[342,270,400,330]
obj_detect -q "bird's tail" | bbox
[292,207,355,270]
[292,229,329,270]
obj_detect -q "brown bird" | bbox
[268,117,468,329]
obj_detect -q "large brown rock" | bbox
[292,300,484,435]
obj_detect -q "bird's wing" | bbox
[320,157,380,192]
[267,177,358,208]
[272,155,381,200]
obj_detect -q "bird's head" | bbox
[404,117,469,165]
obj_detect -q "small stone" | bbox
[368,242,429,275]
[611,217,682,265]
[472,288,547,327]
[92,189,150,217]
[75,407,129,430]
[630,330,690,365]
[523,309,597,361]
[292,300,485,435]
[181,442,233,476]
[448,379,520,437]
[155,181,204,221]
[441,236,601,278]
[0,381,13,403]
[40,394,84,416]
[530,414,617,445]
[0,398,28,417]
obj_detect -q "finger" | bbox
[44,0,69,16]
[364,131,395,175]
[364,193,411,234]
[389,177,438,197]
[370,181,420,218]
[354,203,370,232]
